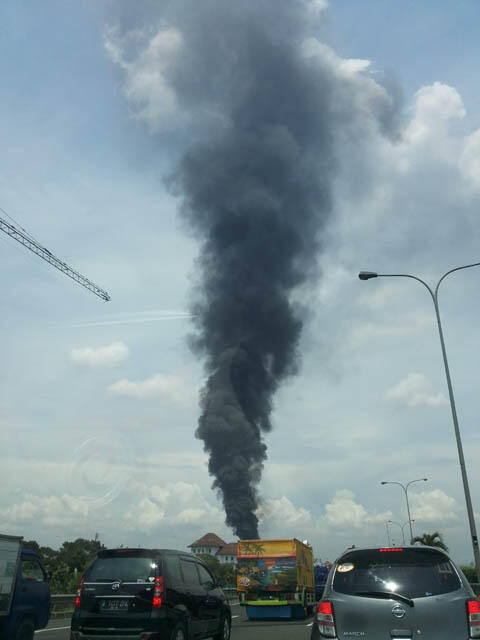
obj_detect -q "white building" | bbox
[188,532,238,566]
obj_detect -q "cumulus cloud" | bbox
[104,25,183,132]
[71,342,128,367]
[0,493,90,530]
[325,490,391,529]
[125,497,166,530]
[257,496,313,527]
[406,82,465,144]
[307,0,329,18]
[124,481,223,532]
[108,373,196,406]
[460,129,480,190]
[385,372,448,407]
[410,489,460,523]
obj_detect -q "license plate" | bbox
[99,599,129,611]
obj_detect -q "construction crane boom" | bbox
[0,215,111,301]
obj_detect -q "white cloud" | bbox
[104,26,183,132]
[460,128,480,190]
[325,490,391,529]
[385,372,448,407]
[123,481,223,532]
[406,82,465,144]
[307,0,329,18]
[410,489,460,523]
[257,496,313,526]
[125,497,166,531]
[71,342,128,367]
[108,373,196,406]
[0,493,90,530]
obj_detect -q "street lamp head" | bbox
[359,271,378,280]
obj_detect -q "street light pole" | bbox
[360,264,480,580]
[382,479,427,543]
[385,521,392,546]
[402,519,415,543]
[388,520,416,545]
[388,520,405,545]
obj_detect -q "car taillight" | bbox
[75,577,85,609]
[316,601,337,638]
[153,576,164,609]
[467,599,480,638]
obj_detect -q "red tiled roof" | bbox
[216,543,238,556]
[188,533,226,548]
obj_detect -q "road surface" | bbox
[37,605,314,640]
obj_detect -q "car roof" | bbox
[340,545,449,551]
[335,544,451,562]
[337,545,451,558]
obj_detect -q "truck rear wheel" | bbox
[15,619,34,640]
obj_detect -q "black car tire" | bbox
[169,622,188,640]
[15,619,34,640]
[212,614,231,640]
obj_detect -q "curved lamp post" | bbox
[359,264,480,580]
[388,519,416,545]
[382,479,427,543]
[385,521,392,546]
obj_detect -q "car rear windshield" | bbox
[85,551,160,582]
[333,548,461,598]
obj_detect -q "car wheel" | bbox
[15,619,34,640]
[212,614,231,640]
[170,622,188,640]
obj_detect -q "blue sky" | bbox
[2,0,480,565]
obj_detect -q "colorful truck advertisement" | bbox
[237,539,315,619]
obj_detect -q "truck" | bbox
[236,538,315,619]
[0,534,51,640]
[313,561,331,600]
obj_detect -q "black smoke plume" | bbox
[167,1,338,539]
[112,0,400,538]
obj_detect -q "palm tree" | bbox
[411,532,448,552]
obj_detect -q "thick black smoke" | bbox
[164,0,400,538]
[111,0,400,538]
[166,2,337,539]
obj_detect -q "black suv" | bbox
[70,548,231,640]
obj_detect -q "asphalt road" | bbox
[36,605,314,640]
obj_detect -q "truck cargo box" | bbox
[237,538,315,619]
[0,535,22,617]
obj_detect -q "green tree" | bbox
[216,563,236,587]
[57,537,105,573]
[195,554,221,574]
[22,539,41,553]
[39,545,59,573]
[460,565,478,584]
[411,532,448,551]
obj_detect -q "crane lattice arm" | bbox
[0,215,111,301]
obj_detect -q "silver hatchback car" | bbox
[311,545,480,639]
